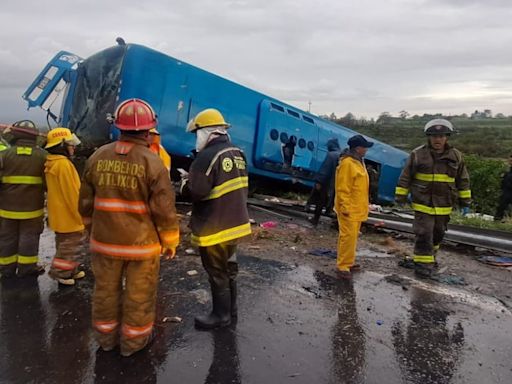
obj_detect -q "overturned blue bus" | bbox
[23,42,407,203]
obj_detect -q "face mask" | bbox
[195,129,211,152]
[195,127,228,152]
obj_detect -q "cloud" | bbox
[1,0,512,123]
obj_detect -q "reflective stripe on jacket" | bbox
[0,141,46,219]
[79,135,180,260]
[45,154,84,233]
[183,135,251,247]
[395,144,471,215]
[335,152,370,222]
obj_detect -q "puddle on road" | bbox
[1,245,511,384]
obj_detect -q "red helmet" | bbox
[114,99,157,131]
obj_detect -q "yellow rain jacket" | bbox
[335,153,370,222]
[44,154,84,233]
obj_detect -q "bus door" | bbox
[23,51,82,121]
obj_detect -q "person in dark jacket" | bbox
[181,108,251,330]
[495,155,512,221]
[309,138,342,226]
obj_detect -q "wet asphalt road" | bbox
[0,230,511,384]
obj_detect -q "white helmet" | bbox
[424,119,454,136]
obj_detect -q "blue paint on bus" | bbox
[23,43,407,203]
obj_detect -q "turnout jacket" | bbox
[395,144,471,215]
[183,135,251,247]
[0,140,46,219]
[45,154,84,233]
[79,135,179,260]
[335,151,370,222]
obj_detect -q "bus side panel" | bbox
[254,100,320,175]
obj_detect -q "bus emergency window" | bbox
[270,103,284,112]
[287,110,300,118]
[303,116,314,124]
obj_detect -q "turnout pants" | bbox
[412,212,450,264]
[199,243,238,290]
[0,217,44,277]
[49,231,85,279]
[336,217,362,272]
[91,253,160,356]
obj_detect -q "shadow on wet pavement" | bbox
[1,251,511,384]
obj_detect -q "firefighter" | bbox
[45,127,85,286]
[494,154,512,221]
[148,128,171,171]
[335,134,373,280]
[181,108,251,329]
[79,99,180,357]
[0,120,46,278]
[395,119,471,277]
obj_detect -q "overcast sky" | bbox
[1,0,512,124]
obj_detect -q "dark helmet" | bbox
[424,119,454,136]
[4,120,39,143]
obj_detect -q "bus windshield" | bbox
[68,45,126,149]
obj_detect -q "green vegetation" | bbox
[464,155,506,215]
[450,212,512,232]
[328,113,512,158]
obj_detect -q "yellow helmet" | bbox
[45,127,81,149]
[186,108,230,133]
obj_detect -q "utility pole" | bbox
[307,100,312,113]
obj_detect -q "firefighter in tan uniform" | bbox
[395,119,471,277]
[0,121,46,278]
[79,99,180,357]
[181,108,251,329]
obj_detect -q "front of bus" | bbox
[23,45,127,154]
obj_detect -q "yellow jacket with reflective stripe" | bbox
[79,135,180,260]
[335,152,370,222]
[182,135,251,247]
[0,140,47,219]
[395,144,471,215]
[45,154,84,233]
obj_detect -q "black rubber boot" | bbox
[195,287,231,330]
[230,279,237,318]
[414,263,435,278]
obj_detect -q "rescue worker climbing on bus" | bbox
[395,119,471,278]
[282,135,297,169]
[494,154,512,222]
[0,120,47,278]
[335,134,373,280]
[149,128,171,172]
[45,127,86,286]
[79,98,180,357]
[309,138,342,227]
[181,108,251,329]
